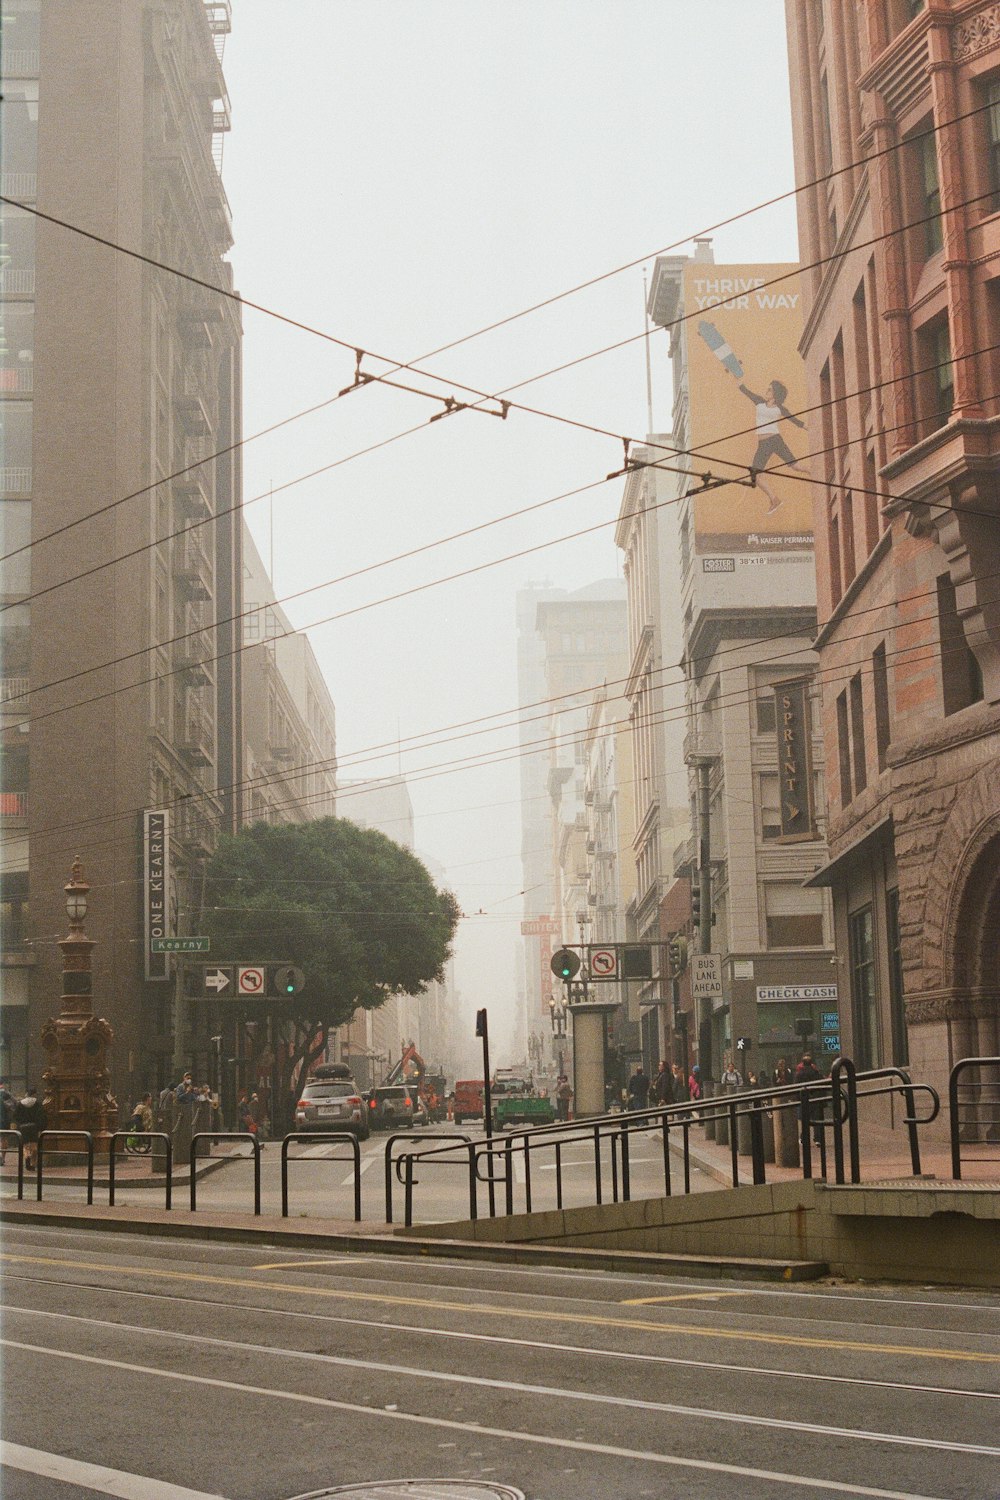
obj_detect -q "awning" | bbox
[802,815,893,889]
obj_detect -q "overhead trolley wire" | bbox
[9,347,1000,732]
[2,94,997,603]
[20,612,970,869]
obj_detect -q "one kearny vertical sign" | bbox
[143,809,171,981]
[775,678,814,841]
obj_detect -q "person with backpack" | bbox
[14,1085,47,1171]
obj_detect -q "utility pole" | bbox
[694,756,715,1085]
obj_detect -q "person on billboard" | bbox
[736,377,807,512]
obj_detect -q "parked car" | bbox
[367,1085,414,1131]
[452,1078,484,1127]
[294,1080,369,1139]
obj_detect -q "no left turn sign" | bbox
[590,948,618,978]
[238,965,265,996]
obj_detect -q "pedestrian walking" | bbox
[626,1063,650,1112]
[14,1085,47,1170]
[720,1057,744,1092]
[794,1051,824,1146]
[556,1075,574,1122]
[688,1064,702,1101]
[653,1060,672,1107]
[671,1063,689,1103]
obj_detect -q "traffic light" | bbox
[668,935,688,975]
[550,946,580,980]
[270,964,305,997]
[691,886,702,927]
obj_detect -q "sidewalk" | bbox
[679,1114,1000,1187]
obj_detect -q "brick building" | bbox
[785,0,1000,1096]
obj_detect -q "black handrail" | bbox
[37,1130,94,1204]
[281,1132,360,1220]
[391,1063,942,1221]
[190,1132,260,1214]
[108,1132,172,1209]
[0,1129,24,1199]
[384,1131,471,1225]
[949,1055,1000,1179]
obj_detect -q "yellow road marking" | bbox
[3,1252,998,1365]
[622,1291,746,1305]
[253,1258,355,1271]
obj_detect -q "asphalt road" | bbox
[3,1123,718,1224]
[2,1221,999,1499]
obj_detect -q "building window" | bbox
[986,78,1000,212]
[849,671,867,794]
[758,773,782,841]
[937,572,984,715]
[920,130,943,257]
[886,887,909,1066]
[931,319,953,424]
[765,884,825,949]
[872,642,891,771]
[849,904,878,1070]
[836,689,852,806]
[755,693,776,736]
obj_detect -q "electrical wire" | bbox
[3,90,994,571]
[3,174,997,620]
[7,339,995,738]
[11,580,963,861]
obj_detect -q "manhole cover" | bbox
[288,1485,524,1500]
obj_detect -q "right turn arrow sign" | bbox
[204,968,231,994]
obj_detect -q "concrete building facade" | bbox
[785,0,1000,1098]
[642,244,836,1084]
[0,0,243,1100]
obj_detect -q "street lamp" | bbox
[64,860,89,929]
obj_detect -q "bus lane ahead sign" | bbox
[691,953,723,1005]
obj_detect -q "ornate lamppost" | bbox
[40,858,118,1152]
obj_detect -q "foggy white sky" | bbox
[222,1,800,1061]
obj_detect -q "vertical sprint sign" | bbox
[691,953,723,1006]
[774,676,815,841]
[143,808,171,982]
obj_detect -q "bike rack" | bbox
[108,1131,172,1209]
[190,1132,260,1214]
[37,1130,94,1204]
[949,1056,1000,1179]
[385,1132,471,1226]
[0,1129,24,1199]
[281,1133,360,1220]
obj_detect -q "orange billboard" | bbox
[683,263,813,554]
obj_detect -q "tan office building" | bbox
[0,0,243,1100]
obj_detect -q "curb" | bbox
[0,1200,828,1282]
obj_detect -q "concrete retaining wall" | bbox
[399,1179,1000,1288]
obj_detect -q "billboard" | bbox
[684,263,813,555]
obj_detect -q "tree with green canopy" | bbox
[202,817,460,1127]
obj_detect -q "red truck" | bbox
[452,1078,485,1126]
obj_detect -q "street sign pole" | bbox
[475,1008,495,1217]
[172,959,186,1077]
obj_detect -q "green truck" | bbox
[491,1069,555,1129]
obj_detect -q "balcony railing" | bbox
[0,467,32,494]
[0,367,34,393]
[0,174,36,201]
[179,712,215,766]
[0,269,35,295]
[0,677,29,707]
[3,50,40,76]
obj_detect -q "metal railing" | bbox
[281,1132,360,1220]
[392,1064,941,1224]
[190,1132,260,1214]
[949,1056,1000,1180]
[36,1131,94,1204]
[0,1130,25,1198]
[108,1132,173,1209]
[384,1131,472,1225]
